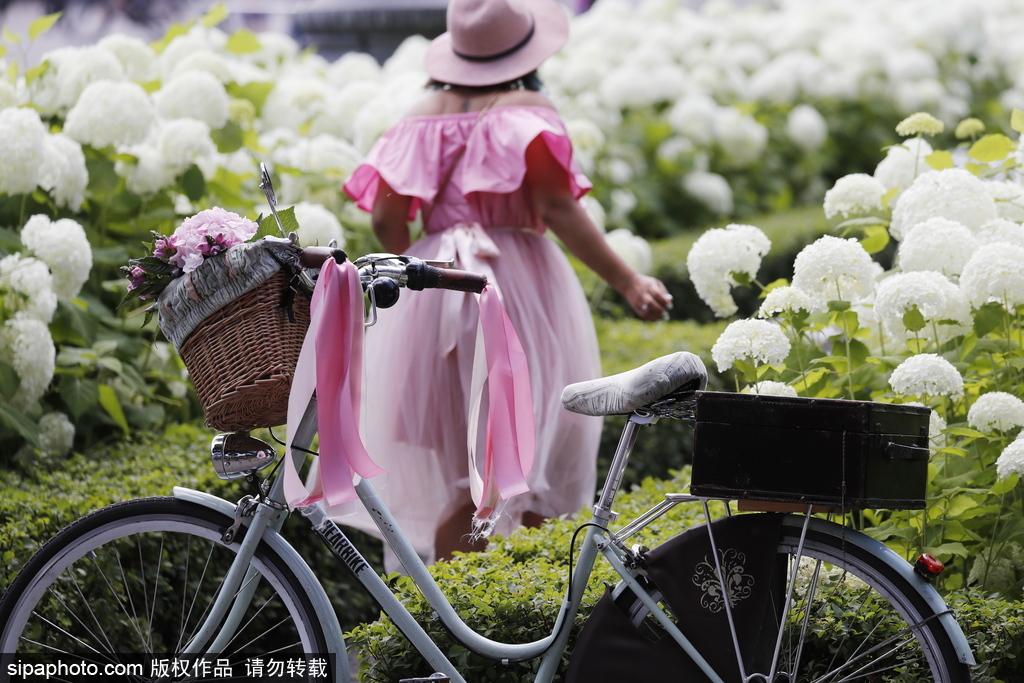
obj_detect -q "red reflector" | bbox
[915,553,944,576]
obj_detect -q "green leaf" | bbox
[181,164,206,201]
[59,375,98,420]
[98,384,129,434]
[0,44,6,59]
[880,187,900,210]
[0,402,39,446]
[255,206,298,240]
[226,28,261,55]
[925,542,969,559]
[151,21,193,54]
[730,270,751,286]
[860,224,890,254]
[86,156,119,196]
[968,134,1015,163]
[827,300,850,312]
[973,301,1006,337]
[211,120,244,153]
[24,59,49,84]
[1011,109,1024,134]
[201,2,229,27]
[946,426,986,439]
[0,361,18,399]
[925,150,954,170]
[902,306,926,333]
[228,81,274,111]
[992,474,1019,494]
[28,12,61,40]
[3,27,22,45]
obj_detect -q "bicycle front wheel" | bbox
[0,497,329,676]
[568,513,971,682]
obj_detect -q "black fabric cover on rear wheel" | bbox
[567,514,785,682]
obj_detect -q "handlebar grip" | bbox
[298,246,347,269]
[406,261,488,293]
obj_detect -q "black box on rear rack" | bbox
[689,391,930,510]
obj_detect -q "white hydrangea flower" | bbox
[1,314,56,407]
[874,271,970,341]
[64,81,155,148]
[682,171,734,215]
[30,47,77,115]
[115,145,175,195]
[711,319,791,372]
[959,242,1024,309]
[38,411,75,457]
[38,134,88,211]
[889,353,964,399]
[975,218,1024,248]
[246,31,300,70]
[656,136,695,164]
[157,118,215,174]
[713,107,768,168]
[985,180,1024,222]
[890,169,997,240]
[0,80,18,109]
[581,196,606,233]
[666,94,718,144]
[20,214,92,301]
[154,71,229,130]
[0,108,46,195]
[996,437,1024,481]
[326,52,381,88]
[55,46,125,110]
[262,77,331,132]
[97,34,156,81]
[687,224,771,318]
[873,138,933,193]
[605,229,653,275]
[968,392,1024,432]
[294,202,345,248]
[0,254,58,323]
[823,173,886,220]
[785,104,828,152]
[565,118,605,157]
[897,217,977,276]
[310,81,381,140]
[171,49,233,82]
[743,381,798,398]
[792,235,877,303]
[758,285,817,318]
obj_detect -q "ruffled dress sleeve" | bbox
[344,118,447,221]
[460,106,592,200]
[343,106,591,220]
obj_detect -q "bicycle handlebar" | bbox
[297,247,488,294]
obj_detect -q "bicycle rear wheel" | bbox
[0,497,328,677]
[568,513,971,682]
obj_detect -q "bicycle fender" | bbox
[781,516,976,666]
[172,486,353,681]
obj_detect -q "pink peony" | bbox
[166,207,257,273]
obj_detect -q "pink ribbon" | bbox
[285,260,383,513]
[468,285,535,523]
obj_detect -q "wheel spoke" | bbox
[177,534,192,654]
[47,583,118,659]
[29,611,117,664]
[180,541,217,650]
[224,596,274,651]
[228,616,293,656]
[67,567,121,658]
[146,532,166,650]
[135,536,152,651]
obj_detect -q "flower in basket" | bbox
[122,207,257,303]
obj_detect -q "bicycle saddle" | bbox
[560,352,708,417]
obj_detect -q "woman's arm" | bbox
[371,178,413,253]
[525,138,672,321]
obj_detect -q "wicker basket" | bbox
[178,270,310,431]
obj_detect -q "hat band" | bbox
[452,18,536,63]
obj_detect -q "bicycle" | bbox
[0,247,976,683]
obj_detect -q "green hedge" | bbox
[0,424,382,632]
[348,467,1024,682]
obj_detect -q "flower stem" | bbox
[18,193,27,226]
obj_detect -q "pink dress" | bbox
[342,104,602,563]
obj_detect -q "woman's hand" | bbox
[619,273,673,321]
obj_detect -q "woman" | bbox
[343,0,671,563]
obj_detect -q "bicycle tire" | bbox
[0,497,330,678]
[567,513,971,682]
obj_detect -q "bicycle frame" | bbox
[172,396,974,683]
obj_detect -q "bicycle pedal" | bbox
[399,674,449,682]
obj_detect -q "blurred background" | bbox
[0,0,613,61]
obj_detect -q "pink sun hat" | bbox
[425,0,570,87]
